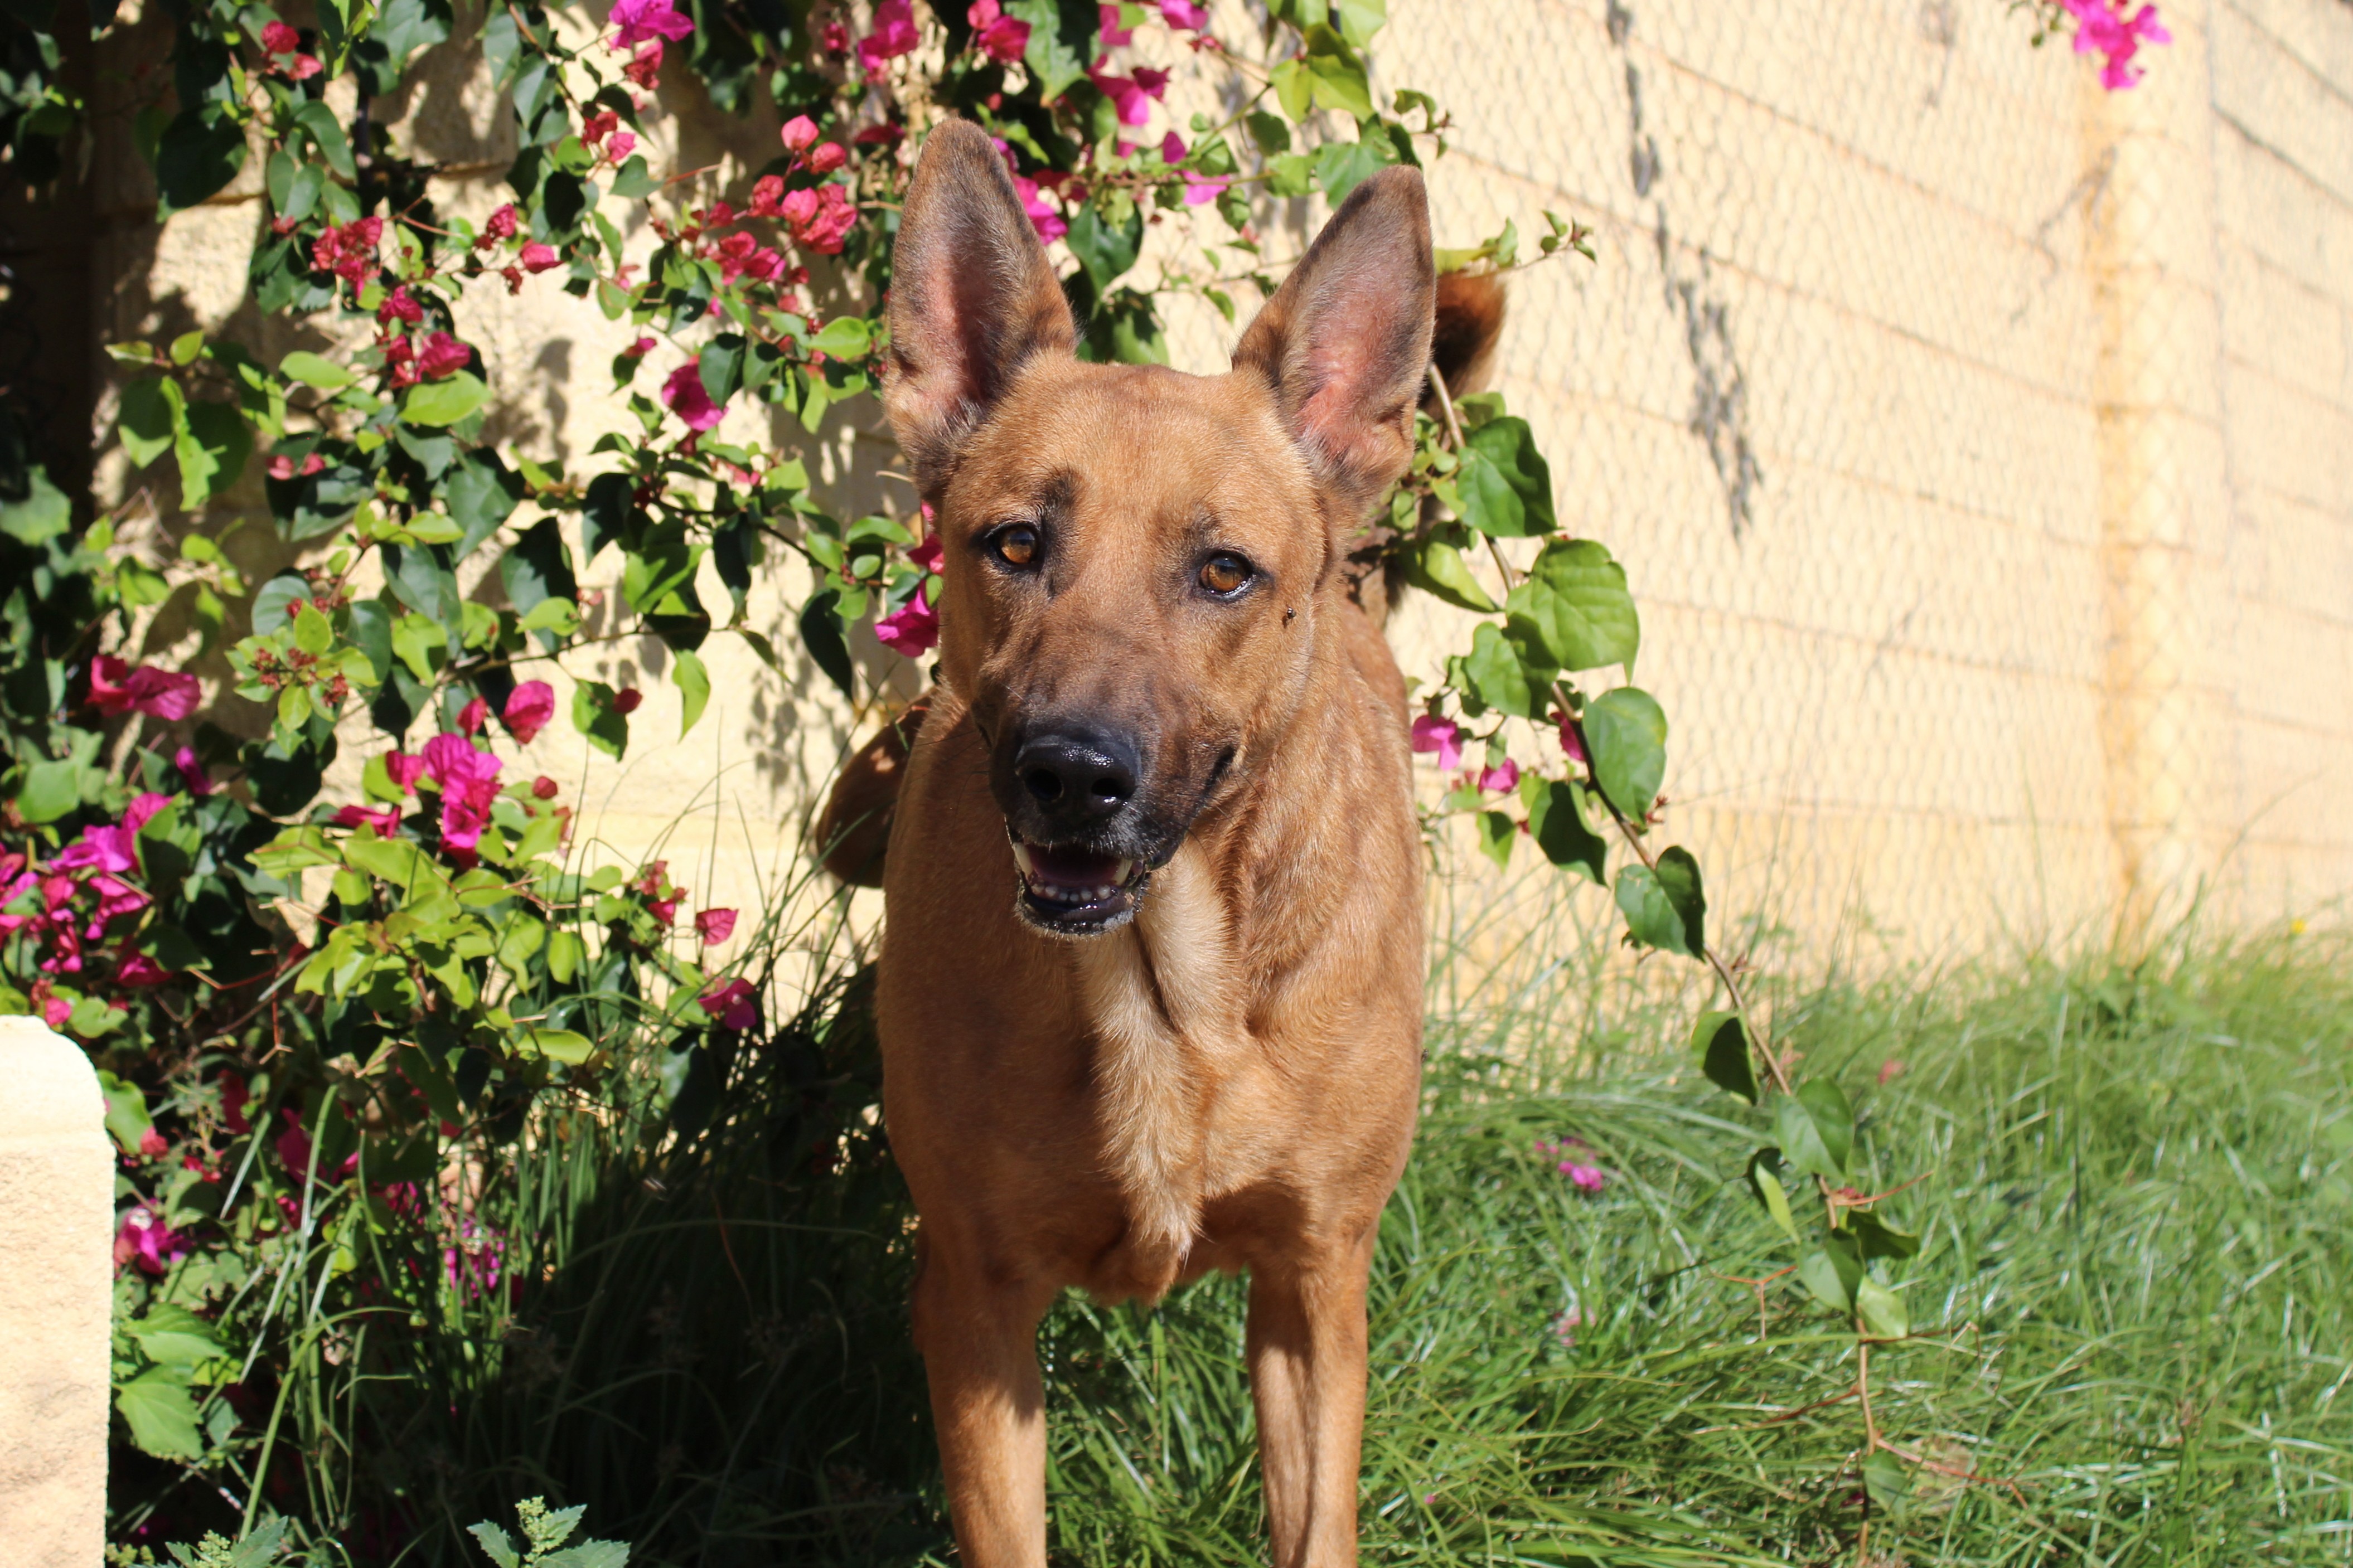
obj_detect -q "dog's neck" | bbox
[1070,594,1384,1279]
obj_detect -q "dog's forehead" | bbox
[953,362,1309,529]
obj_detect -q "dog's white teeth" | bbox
[1010,840,1036,877]
[1113,859,1135,885]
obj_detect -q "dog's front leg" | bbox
[911,1234,1057,1567]
[1245,1230,1377,1568]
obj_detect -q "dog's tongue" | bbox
[1021,842,1127,893]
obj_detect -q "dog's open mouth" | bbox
[1008,831,1148,933]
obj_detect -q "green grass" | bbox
[219,920,2353,1566]
[1035,934,2353,1566]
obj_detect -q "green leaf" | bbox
[293,605,333,655]
[672,647,711,736]
[1855,1276,1909,1339]
[1797,1241,1861,1314]
[344,828,428,890]
[390,613,441,683]
[1848,1208,1920,1261]
[440,449,523,561]
[250,572,309,636]
[1066,200,1144,293]
[1401,537,1497,612]
[538,1544,628,1568]
[117,1371,204,1459]
[1329,0,1386,46]
[1005,0,1093,102]
[1454,415,1554,537]
[118,377,183,469]
[293,100,357,180]
[154,109,248,216]
[1521,775,1606,883]
[401,372,488,428]
[1313,133,1395,205]
[1583,686,1666,819]
[1615,861,1697,957]
[1745,1148,1802,1242]
[95,1069,154,1154]
[524,1026,595,1064]
[1266,151,1315,197]
[1245,109,1291,154]
[1475,809,1515,870]
[1461,621,1542,719]
[467,1523,522,1568]
[1270,58,1313,122]
[0,467,70,545]
[175,400,250,507]
[279,351,352,391]
[1777,1078,1853,1180]
[571,681,629,759]
[1300,26,1374,118]
[130,1303,225,1367]
[806,316,872,359]
[1511,539,1638,671]
[1692,1009,1757,1104]
[16,759,85,824]
[799,589,855,702]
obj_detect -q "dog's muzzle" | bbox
[1006,828,1150,934]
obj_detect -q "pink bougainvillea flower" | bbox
[1159,0,1207,26]
[219,1073,250,1134]
[331,803,400,834]
[503,681,555,744]
[173,746,214,795]
[114,1206,188,1276]
[608,0,694,49]
[310,216,384,285]
[605,130,637,163]
[384,750,427,792]
[377,284,424,326]
[125,792,173,834]
[420,733,505,857]
[858,0,918,72]
[623,334,657,358]
[1010,174,1067,242]
[531,775,559,800]
[969,0,1031,61]
[701,977,758,1030]
[1561,1162,1606,1193]
[613,687,643,714]
[480,203,518,244]
[457,695,490,735]
[1182,171,1231,207]
[806,140,847,173]
[138,1126,169,1157]
[88,656,200,721]
[1097,2,1134,46]
[1087,62,1157,127]
[661,361,727,431]
[519,241,562,274]
[874,589,940,658]
[86,874,150,935]
[1159,130,1186,163]
[780,113,820,152]
[261,19,301,52]
[1479,759,1521,794]
[695,907,738,945]
[417,331,471,380]
[276,1108,317,1178]
[1410,715,1464,771]
[780,183,859,254]
[909,533,944,574]
[1556,712,1590,768]
[2061,0,2169,90]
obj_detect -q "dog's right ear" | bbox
[884,119,1078,496]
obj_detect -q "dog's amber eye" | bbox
[992,525,1039,568]
[1198,553,1252,597]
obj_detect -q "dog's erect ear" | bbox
[1233,166,1436,521]
[885,119,1078,495]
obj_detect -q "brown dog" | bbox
[851,118,1439,1568]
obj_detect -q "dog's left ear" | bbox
[885,118,1079,496]
[1233,166,1435,522]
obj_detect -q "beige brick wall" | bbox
[90,0,2353,967]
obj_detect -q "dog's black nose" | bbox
[1015,731,1139,829]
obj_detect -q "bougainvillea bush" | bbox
[0,0,2161,1559]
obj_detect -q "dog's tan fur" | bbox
[851,119,1445,1568]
